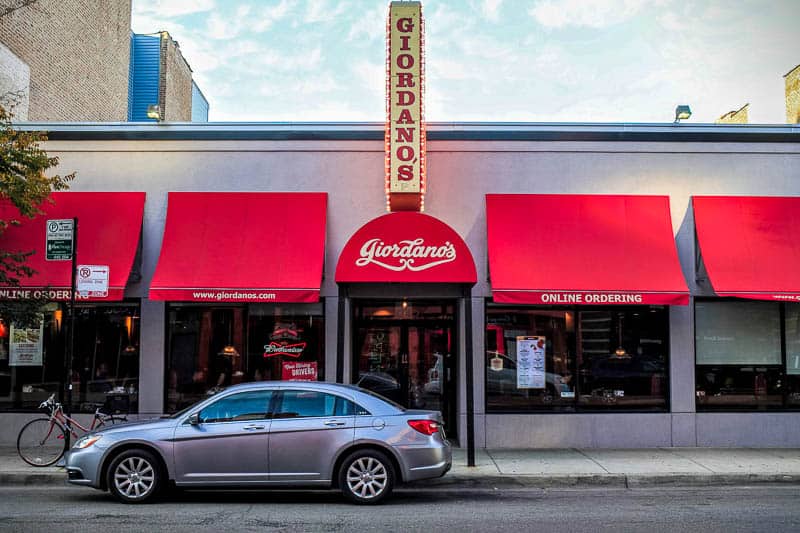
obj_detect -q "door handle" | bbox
[242,424,266,431]
[324,420,346,427]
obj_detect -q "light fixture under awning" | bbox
[693,196,800,301]
[486,194,689,305]
[0,192,146,301]
[149,192,327,303]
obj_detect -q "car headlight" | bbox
[73,434,103,449]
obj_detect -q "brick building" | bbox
[786,64,800,124]
[0,0,207,121]
[0,0,131,121]
[129,31,203,122]
[715,103,749,124]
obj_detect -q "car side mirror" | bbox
[188,413,200,425]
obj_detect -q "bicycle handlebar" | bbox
[38,394,54,409]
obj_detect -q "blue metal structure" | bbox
[128,34,161,122]
[191,81,209,122]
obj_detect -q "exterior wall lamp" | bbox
[674,105,692,123]
[146,104,162,121]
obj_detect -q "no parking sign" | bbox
[76,265,109,298]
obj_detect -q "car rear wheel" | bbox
[107,449,163,504]
[339,449,395,504]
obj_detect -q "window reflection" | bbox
[486,309,575,412]
[166,303,324,412]
[695,300,797,410]
[486,305,669,412]
[0,303,140,413]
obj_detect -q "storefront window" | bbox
[696,300,797,410]
[486,304,669,413]
[166,303,324,412]
[0,303,140,413]
[577,309,668,410]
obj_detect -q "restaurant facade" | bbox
[1,2,799,449]
[0,121,798,449]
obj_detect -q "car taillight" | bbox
[408,419,440,435]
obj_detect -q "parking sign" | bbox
[46,219,74,260]
[76,265,109,298]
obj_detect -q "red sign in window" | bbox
[282,361,318,381]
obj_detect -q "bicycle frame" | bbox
[42,398,111,441]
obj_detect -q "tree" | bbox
[0,103,75,326]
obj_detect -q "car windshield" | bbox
[165,399,205,419]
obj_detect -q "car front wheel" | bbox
[107,449,163,504]
[339,449,395,504]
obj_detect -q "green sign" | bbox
[46,219,74,261]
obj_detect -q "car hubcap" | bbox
[347,457,387,499]
[114,457,154,499]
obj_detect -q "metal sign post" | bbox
[64,217,78,446]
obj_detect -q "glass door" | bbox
[352,300,457,437]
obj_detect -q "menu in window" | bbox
[516,336,545,389]
[9,323,44,366]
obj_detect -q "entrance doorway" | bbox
[352,300,457,438]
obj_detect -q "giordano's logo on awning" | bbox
[356,238,456,272]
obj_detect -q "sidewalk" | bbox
[2,447,800,489]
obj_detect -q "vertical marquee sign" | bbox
[386,1,425,212]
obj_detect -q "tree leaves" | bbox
[0,104,75,326]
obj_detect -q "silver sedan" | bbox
[65,381,451,504]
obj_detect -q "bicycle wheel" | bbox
[17,418,67,467]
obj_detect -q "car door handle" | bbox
[242,424,266,431]
[324,420,346,427]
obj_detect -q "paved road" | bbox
[1,485,799,532]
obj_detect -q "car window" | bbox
[276,390,364,418]
[198,390,273,423]
[335,397,371,416]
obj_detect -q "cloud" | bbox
[304,0,349,24]
[347,4,386,42]
[133,0,215,18]
[428,57,472,81]
[258,72,339,98]
[251,0,295,32]
[206,4,251,39]
[352,60,386,100]
[479,0,502,22]
[530,0,648,28]
[130,11,188,34]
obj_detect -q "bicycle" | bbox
[16,394,128,467]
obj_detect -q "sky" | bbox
[131,0,800,124]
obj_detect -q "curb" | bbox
[626,473,800,487]
[408,473,800,490]
[2,471,800,489]
[412,473,627,489]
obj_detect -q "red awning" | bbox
[693,196,800,301]
[150,192,327,302]
[486,194,689,305]
[335,212,476,283]
[0,192,146,301]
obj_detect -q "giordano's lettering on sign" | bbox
[386,1,425,212]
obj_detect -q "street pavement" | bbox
[2,446,800,488]
[1,484,800,532]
